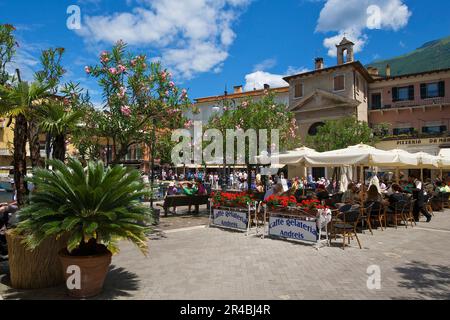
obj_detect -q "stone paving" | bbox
[1,209,450,300]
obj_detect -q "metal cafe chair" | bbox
[329,209,363,250]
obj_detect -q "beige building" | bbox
[283,38,371,138]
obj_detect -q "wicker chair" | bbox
[404,199,417,228]
[330,209,363,250]
[385,200,408,229]
[367,201,386,231]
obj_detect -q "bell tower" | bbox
[336,37,355,65]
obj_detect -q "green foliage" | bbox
[0,81,50,118]
[35,47,66,93]
[83,40,191,163]
[0,24,17,85]
[16,159,152,255]
[37,102,83,137]
[305,117,381,152]
[206,91,300,157]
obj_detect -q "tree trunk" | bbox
[13,114,28,206]
[27,119,43,168]
[52,134,66,162]
[111,144,129,165]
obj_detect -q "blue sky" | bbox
[1,0,450,105]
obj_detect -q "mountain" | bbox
[367,36,450,77]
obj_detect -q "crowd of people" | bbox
[262,173,450,223]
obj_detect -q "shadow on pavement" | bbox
[394,261,450,299]
[1,265,140,300]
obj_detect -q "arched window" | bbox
[308,122,325,136]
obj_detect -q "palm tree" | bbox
[0,80,50,205]
[37,102,83,162]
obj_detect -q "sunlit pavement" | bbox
[1,210,450,300]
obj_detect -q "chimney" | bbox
[263,84,270,90]
[315,57,324,70]
[233,85,243,93]
[386,64,391,78]
[367,67,379,76]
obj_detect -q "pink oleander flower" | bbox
[130,59,137,67]
[161,71,167,80]
[118,64,127,73]
[184,120,194,128]
[169,81,175,88]
[117,86,126,98]
[85,66,91,74]
[109,67,117,75]
[121,105,132,117]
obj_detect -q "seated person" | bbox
[167,181,179,195]
[387,184,408,212]
[264,183,284,201]
[366,184,383,203]
[178,181,199,214]
[316,184,330,202]
[341,183,361,204]
[196,180,208,196]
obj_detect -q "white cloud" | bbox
[252,58,277,72]
[76,0,252,79]
[243,66,309,91]
[316,0,411,57]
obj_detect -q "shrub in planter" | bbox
[16,159,152,298]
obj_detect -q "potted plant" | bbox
[264,195,298,212]
[211,192,253,209]
[16,159,152,298]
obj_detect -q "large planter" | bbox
[5,230,68,289]
[58,249,112,298]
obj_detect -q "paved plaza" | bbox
[1,207,450,300]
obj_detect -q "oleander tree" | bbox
[83,40,191,165]
[0,24,16,85]
[206,90,300,188]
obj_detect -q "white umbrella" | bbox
[414,152,439,168]
[438,149,450,169]
[388,149,420,167]
[304,144,401,167]
[260,146,318,165]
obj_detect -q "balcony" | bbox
[370,97,450,111]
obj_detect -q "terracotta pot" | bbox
[58,249,112,298]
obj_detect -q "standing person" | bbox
[409,175,432,222]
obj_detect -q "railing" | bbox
[370,97,450,110]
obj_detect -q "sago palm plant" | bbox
[16,158,153,256]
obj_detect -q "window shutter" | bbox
[420,84,427,99]
[408,85,415,100]
[392,87,398,102]
[439,81,445,97]
[441,125,447,133]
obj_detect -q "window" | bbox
[422,125,447,134]
[294,83,303,98]
[393,127,415,135]
[393,85,414,102]
[421,81,445,99]
[371,93,382,109]
[334,75,345,91]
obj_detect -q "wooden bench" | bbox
[158,195,210,216]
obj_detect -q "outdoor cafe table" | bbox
[262,206,331,249]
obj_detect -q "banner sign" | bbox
[268,216,318,243]
[212,208,249,231]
